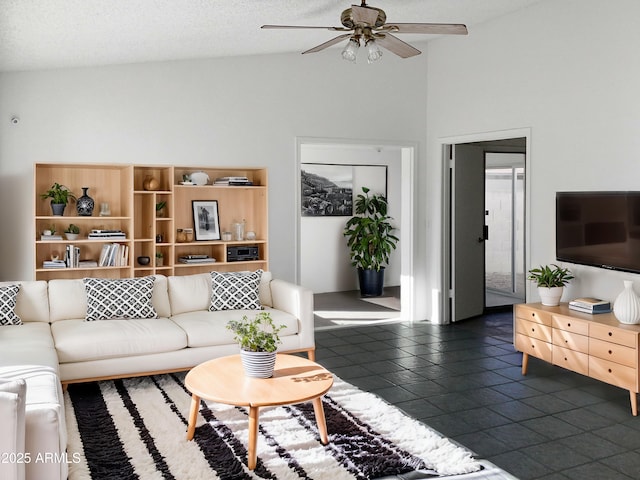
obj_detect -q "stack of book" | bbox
[214,176,253,186]
[65,245,80,268]
[98,243,129,267]
[43,260,66,269]
[88,229,126,240]
[568,297,612,314]
[178,255,216,264]
[40,234,63,241]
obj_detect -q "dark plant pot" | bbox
[358,267,385,297]
[51,203,66,216]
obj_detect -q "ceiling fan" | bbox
[262,1,468,63]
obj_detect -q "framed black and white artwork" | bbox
[301,164,353,216]
[192,200,221,240]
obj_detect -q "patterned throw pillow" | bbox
[210,270,263,311]
[0,284,22,326]
[84,276,158,321]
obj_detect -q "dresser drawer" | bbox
[515,318,552,343]
[553,328,589,353]
[590,357,638,391]
[515,305,552,326]
[515,333,552,362]
[553,345,589,376]
[552,315,589,335]
[590,338,638,368]
[590,323,638,348]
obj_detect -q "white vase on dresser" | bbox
[613,280,640,324]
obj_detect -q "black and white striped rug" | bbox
[64,373,502,480]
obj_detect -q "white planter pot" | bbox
[538,286,563,306]
[240,350,276,378]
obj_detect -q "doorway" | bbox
[484,153,526,308]
[441,133,529,324]
[296,138,417,326]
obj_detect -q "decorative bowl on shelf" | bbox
[190,171,210,186]
[137,256,151,266]
[65,233,79,241]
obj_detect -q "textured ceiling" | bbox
[0,0,541,72]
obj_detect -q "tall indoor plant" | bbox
[527,264,574,306]
[343,187,399,297]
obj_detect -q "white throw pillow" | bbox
[0,284,22,326]
[210,270,263,311]
[84,276,158,321]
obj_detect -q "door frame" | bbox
[295,137,417,323]
[439,128,532,324]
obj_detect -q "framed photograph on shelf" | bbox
[192,200,221,241]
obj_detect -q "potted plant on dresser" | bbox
[227,312,286,378]
[527,264,574,306]
[343,187,399,297]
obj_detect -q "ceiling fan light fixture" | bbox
[341,37,360,63]
[366,38,383,63]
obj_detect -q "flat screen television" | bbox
[556,191,640,274]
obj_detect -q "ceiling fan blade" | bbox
[381,23,468,35]
[375,33,421,58]
[351,5,381,26]
[261,25,346,31]
[302,34,352,54]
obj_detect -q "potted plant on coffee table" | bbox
[343,187,399,297]
[40,183,76,216]
[527,264,574,306]
[227,312,286,378]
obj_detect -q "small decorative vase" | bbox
[51,203,66,216]
[143,175,160,191]
[538,286,564,306]
[613,281,640,324]
[240,350,276,378]
[76,187,95,216]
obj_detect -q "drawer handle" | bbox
[531,313,535,317]
[609,350,613,355]
[565,340,569,343]
[609,332,613,337]
[567,323,571,327]
[531,344,535,349]
[564,357,568,361]
[608,368,613,373]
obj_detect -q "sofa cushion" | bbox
[84,276,158,321]
[0,365,67,480]
[0,323,58,371]
[171,307,299,348]
[0,284,21,326]
[0,377,26,480]
[52,318,188,363]
[48,276,171,322]
[210,269,263,311]
[168,271,274,315]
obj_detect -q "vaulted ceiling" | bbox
[0,0,541,72]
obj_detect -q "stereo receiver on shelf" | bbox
[227,245,259,262]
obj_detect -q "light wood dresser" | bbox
[514,302,640,416]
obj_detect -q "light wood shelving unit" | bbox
[34,163,268,280]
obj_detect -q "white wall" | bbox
[300,143,402,293]
[426,0,640,317]
[0,51,428,306]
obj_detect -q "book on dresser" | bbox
[568,297,612,314]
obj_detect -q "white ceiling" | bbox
[0,0,541,73]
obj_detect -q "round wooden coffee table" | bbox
[185,353,334,470]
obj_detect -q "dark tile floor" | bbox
[313,308,640,480]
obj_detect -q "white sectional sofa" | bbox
[0,271,314,480]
